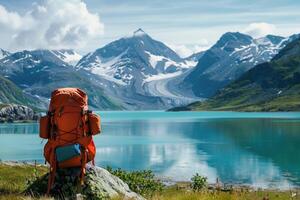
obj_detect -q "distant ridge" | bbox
[171,37,300,111]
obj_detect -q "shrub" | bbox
[190,173,207,191]
[106,167,163,196]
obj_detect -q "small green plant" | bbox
[25,162,41,187]
[190,173,207,191]
[106,167,164,197]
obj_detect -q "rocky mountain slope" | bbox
[51,49,82,65]
[178,32,299,98]
[76,29,198,109]
[173,37,300,111]
[0,49,121,110]
[185,51,205,62]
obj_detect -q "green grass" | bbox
[0,163,48,200]
[152,186,297,200]
[1,164,299,200]
[113,184,300,200]
[106,167,163,196]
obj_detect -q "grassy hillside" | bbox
[173,38,300,112]
[0,72,121,111]
[0,75,43,109]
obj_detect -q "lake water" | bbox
[0,111,300,189]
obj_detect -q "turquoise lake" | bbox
[0,111,300,189]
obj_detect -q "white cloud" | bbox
[169,44,193,58]
[168,39,210,58]
[0,0,104,51]
[244,22,276,38]
[0,5,26,30]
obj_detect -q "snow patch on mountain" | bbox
[145,51,195,71]
[144,71,183,83]
[9,52,41,67]
[12,54,31,63]
[80,51,131,85]
[145,51,165,69]
[51,50,82,65]
[0,49,11,60]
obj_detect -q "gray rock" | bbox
[0,104,39,122]
[87,166,145,200]
[26,165,145,200]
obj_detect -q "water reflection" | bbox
[0,123,38,134]
[0,112,300,189]
[95,117,300,188]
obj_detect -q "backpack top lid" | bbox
[49,88,88,111]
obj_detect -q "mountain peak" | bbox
[221,32,253,42]
[214,32,253,49]
[133,28,146,36]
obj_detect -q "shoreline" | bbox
[1,110,300,124]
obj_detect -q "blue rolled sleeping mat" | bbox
[55,143,81,162]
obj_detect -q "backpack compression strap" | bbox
[46,111,57,195]
[79,109,88,185]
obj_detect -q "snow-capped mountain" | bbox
[0,49,120,110]
[179,32,300,97]
[0,49,81,69]
[0,48,11,60]
[1,30,298,110]
[0,50,68,81]
[77,28,192,85]
[76,29,197,109]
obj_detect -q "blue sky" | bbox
[0,0,300,56]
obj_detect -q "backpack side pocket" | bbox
[39,115,50,139]
[88,113,101,135]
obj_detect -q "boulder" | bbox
[0,104,39,122]
[26,165,145,200]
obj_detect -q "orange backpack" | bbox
[39,88,101,195]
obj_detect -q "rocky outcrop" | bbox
[0,104,39,122]
[26,165,145,200]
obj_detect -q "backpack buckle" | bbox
[81,109,90,115]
